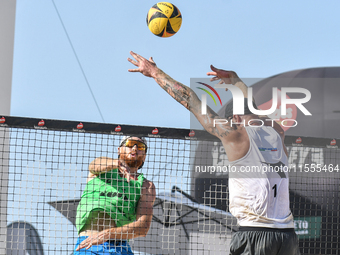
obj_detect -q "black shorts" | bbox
[229,227,300,255]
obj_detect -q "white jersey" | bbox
[229,126,294,229]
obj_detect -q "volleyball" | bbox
[146,2,182,38]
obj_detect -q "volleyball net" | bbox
[0,116,339,255]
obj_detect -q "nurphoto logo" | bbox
[199,84,311,128]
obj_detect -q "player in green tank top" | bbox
[74,136,156,255]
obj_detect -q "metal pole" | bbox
[0,1,16,254]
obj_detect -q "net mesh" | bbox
[0,116,339,255]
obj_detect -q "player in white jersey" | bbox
[127,51,300,255]
[228,125,293,229]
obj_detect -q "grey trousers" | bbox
[229,227,300,255]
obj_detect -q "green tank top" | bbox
[76,168,145,234]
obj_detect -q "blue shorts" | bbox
[73,236,134,255]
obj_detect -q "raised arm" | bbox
[87,157,133,182]
[127,51,236,139]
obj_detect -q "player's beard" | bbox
[119,152,144,169]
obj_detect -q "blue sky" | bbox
[11,0,340,129]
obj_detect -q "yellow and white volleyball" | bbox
[146,2,182,38]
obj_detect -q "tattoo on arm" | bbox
[154,70,192,110]
[153,69,238,139]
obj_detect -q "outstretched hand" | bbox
[207,65,240,89]
[128,51,158,78]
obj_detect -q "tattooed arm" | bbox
[127,51,236,139]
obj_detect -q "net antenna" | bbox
[51,0,105,123]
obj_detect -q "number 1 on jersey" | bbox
[272,184,277,197]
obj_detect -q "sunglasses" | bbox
[122,140,147,151]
